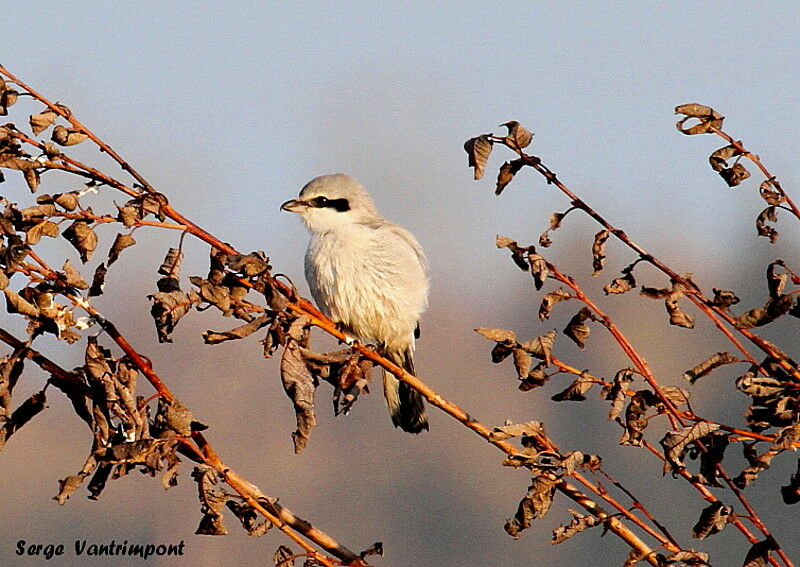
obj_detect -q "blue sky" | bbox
[2,3,800,566]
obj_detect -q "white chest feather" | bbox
[304,222,428,350]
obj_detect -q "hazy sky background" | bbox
[1,3,800,566]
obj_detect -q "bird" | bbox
[281,173,429,433]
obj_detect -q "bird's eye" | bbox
[311,196,328,207]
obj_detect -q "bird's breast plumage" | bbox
[304,221,428,351]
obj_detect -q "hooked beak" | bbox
[280,198,305,213]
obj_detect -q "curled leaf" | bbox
[495,159,525,195]
[665,293,694,328]
[552,371,593,402]
[591,230,610,275]
[675,103,724,135]
[552,509,603,544]
[563,306,593,349]
[496,235,535,271]
[756,206,779,243]
[504,473,557,538]
[107,233,136,266]
[528,253,548,291]
[51,125,88,146]
[660,422,719,472]
[501,120,533,150]
[30,110,58,136]
[759,178,783,206]
[62,220,98,263]
[539,288,570,321]
[682,352,739,384]
[464,134,493,180]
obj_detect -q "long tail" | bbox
[382,348,428,433]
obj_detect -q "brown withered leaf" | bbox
[551,509,602,545]
[734,295,793,329]
[520,330,556,365]
[226,500,272,537]
[24,168,41,192]
[29,110,57,136]
[552,371,593,402]
[193,467,229,536]
[759,178,783,206]
[60,259,89,290]
[464,134,493,180]
[564,306,593,349]
[475,328,517,344]
[692,501,733,539]
[665,293,695,328]
[203,314,271,345]
[710,288,740,308]
[603,270,636,295]
[756,206,779,242]
[273,545,294,566]
[51,125,88,146]
[512,348,532,379]
[720,162,750,187]
[107,233,136,266]
[280,317,316,453]
[489,420,543,441]
[675,103,724,135]
[708,145,737,172]
[501,121,533,150]
[359,542,384,560]
[683,352,739,384]
[620,390,658,446]
[742,540,775,567]
[25,220,59,245]
[37,191,80,211]
[148,289,200,343]
[697,432,729,487]
[4,288,40,317]
[519,361,549,391]
[88,263,108,297]
[117,204,140,227]
[539,288,570,321]
[0,390,47,447]
[708,145,750,187]
[538,211,567,248]
[159,247,183,277]
[767,260,789,298]
[661,422,719,472]
[62,220,97,263]
[505,473,557,538]
[603,368,635,421]
[54,473,87,505]
[528,253,548,290]
[496,235,534,271]
[639,286,671,299]
[591,230,610,275]
[496,159,525,195]
[661,550,711,566]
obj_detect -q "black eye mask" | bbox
[309,196,350,212]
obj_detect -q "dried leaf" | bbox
[710,288,740,308]
[501,120,533,150]
[552,372,593,402]
[495,159,525,195]
[563,306,592,349]
[735,295,792,329]
[603,270,636,295]
[692,501,733,539]
[539,211,566,248]
[520,330,556,364]
[675,103,724,135]
[226,500,271,537]
[203,314,271,344]
[193,467,229,535]
[148,289,199,343]
[51,125,88,146]
[756,206,779,243]
[464,134,493,180]
[280,317,316,453]
[666,293,694,328]
[683,352,739,384]
[604,368,635,421]
[697,432,729,487]
[23,168,41,192]
[552,509,603,544]
[62,220,97,263]
[88,263,108,297]
[591,230,610,275]
[495,235,534,271]
[759,178,783,206]
[54,474,87,505]
[29,110,57,136]
[519,361,549,391]
[25,220,59,245]
[539,288,570,321]
[504,473,557,538]
[107,233,136,266]
[512,348,532,379]
[475,328,516,344]
[661,422,719,472]
[273,545,295,566]
[489,420,543,441]
[742,540,775,567]
[4,288,40,317]
[639,286,671,299]
[528,253,548,290]
[620,390,657,446]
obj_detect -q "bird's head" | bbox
[281,173,380,233]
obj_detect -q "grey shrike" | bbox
[281,173,429,433]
